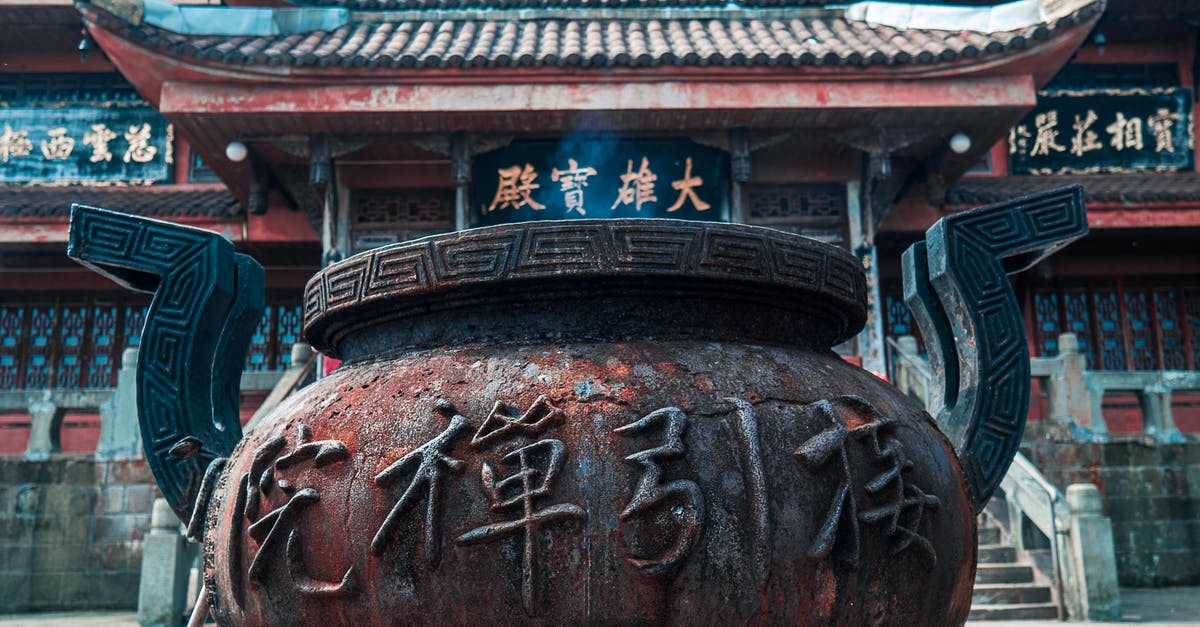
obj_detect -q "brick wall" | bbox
[0,458,160,612]
[1021,439,1200,586]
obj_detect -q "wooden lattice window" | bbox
[746,183,849,248]
[0,294,147,390]
[1031,280,1200,371]
[0,292,304,390]
[351,190,455,252]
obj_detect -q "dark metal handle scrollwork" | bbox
[902,186,1087,511]
[67,205,264,524]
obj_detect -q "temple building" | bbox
[1,0,1199,615]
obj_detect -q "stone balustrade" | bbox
[0,347,300,461]
[893,332,1200,442]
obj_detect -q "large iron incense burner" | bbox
[67,187,1085,626]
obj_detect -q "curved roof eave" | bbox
[77,0,1103,78]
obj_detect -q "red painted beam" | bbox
[0,208,317,245]
[1084,203,1200,229]
[159,76,1037,116]
[886,193,1200,233]
[0,216,244,245]
[1072,43,1180,65]
[247,209,319,243]
[0,53,116,73]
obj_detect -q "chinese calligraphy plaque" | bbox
[1009,88,1193,174]
[471,139,730,227]
[0,105,172,183]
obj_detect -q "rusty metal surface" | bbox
[205,342,975,625]
[200,220,975,625]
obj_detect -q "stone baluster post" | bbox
[1139,382,1184,443]
[1065,484,1120,621]
[895,335,921,403]
[24,390,63,460]
[1047,333,1106,439]
[97,347,143,460]
[291,342,314,370]
[138,498,194,627]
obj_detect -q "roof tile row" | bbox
[0,186,240,218]
[947,174,1200,206]
[98,6,1095,69]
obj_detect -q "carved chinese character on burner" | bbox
[795,396,939,570]
[456,438,587,615]
[230,424,356,603]
[615,407,704,577]
[372,400,472,566]
[470,395,565,449]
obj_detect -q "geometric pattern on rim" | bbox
[66,204,264,522]
[902,185,1088,511]
[304,219,866,351]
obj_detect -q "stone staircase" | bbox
[969,513,1061,621]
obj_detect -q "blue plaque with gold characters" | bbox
[0,104,172,184]
[1009,87,1193,175]
[472,138,730,227]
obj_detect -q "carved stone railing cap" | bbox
[303,219,868,358]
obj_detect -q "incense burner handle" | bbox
[902,185,1087,511]
[68,205,264,530]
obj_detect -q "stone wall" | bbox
[1021,439,1200,586]
[0,458,160,612]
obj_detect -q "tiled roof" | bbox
[947,174,1200,206]
[0,185,240,218]
[90,3,1100,70]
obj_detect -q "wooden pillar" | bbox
[730,128,750,224]
[452,131,470,231]
[848,179,885,376]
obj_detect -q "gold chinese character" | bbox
[611,157,657,211]
[1105,113,1143,152]
[666,157,711,212]
[1029,111,1066,156]
[83,124,118,163]
[0,124,34,163]
[485,163,545,214]
[40,127,75,161]
[1009,125,1031,155]
[550,159,598,216]
[1069,110,1102,157]
[122,123,158,163]
[1147,108,1181,153]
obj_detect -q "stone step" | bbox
[975,563,1036,584]
[977,526,1001,545]
[978,544,1017,564]
[968,602,1060,621]
[972,583,1052,605]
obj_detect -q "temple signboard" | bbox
[0,104,172,184]
[1008,87,1193,175]
[471,139,729,227]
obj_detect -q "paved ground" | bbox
[3,587,1198,625]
